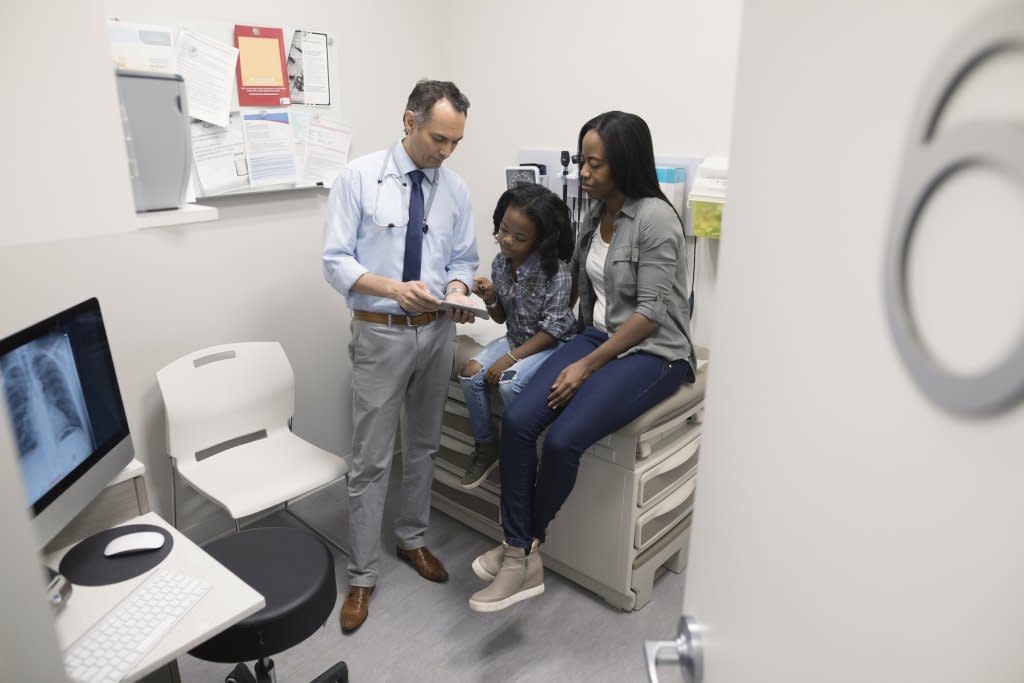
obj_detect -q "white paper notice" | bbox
[300,33,330,105]
[176,29,238,127]
[303,119,351,186]
[287,31,330,105]
[192,113,249,196]
[289,109,314,181]
[107,21,176,73]
[242,110,297,186]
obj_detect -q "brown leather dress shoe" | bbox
[397,546,449,582]
[340,585,374,633]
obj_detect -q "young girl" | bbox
[457,183,575,490]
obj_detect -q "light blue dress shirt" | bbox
[322,141,478,314]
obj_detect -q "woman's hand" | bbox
[473,276,497,306]
[548,359,592,409]
[485,354,514,384]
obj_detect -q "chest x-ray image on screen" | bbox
[0,298,133,548]
[1,334,97,506]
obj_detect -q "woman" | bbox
[468,111,697,612]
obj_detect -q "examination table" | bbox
[431,326,706,610]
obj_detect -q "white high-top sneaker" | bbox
[468,540,544,612]
[472,540,544,581]
[471,543,505,581]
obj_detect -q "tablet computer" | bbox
[440,301,490,320]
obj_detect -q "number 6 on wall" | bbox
[885,3,1024,417]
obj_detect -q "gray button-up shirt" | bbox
[571,196,696,375]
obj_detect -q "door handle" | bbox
[644,615,703,683]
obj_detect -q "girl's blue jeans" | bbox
[457,335,562,445]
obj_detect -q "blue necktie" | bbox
[402,170,426,282]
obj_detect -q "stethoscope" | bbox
[372,144,440,233]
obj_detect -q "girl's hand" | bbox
[548,360,591,409]
[473,276,497,306]
[485,354,514,384]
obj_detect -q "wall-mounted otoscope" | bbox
[560,150,571,204]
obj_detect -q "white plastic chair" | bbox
[156,342,348,550]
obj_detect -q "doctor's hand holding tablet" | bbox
[391,280,487,322]
[440,282,489,321]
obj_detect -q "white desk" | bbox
[45,512,265,683]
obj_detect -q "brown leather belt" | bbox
[352,310,442,327]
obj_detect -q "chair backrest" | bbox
[156,342,295,463]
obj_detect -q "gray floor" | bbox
[177,475,687,683]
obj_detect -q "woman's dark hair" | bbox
[492,184,573,278]
[577,111,681,226]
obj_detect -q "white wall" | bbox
[1,4,136,247]
[0,393,68,683]
[442,0,742,348]
[683,1,1024,679]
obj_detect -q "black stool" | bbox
[190,527,348,683]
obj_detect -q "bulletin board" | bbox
[107,16,352,200]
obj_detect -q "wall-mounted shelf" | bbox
[135,203,219,230]
[197,184,330,201]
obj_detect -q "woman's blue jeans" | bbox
[499,327,691,549]
[457,335,561,444]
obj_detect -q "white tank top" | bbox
[586,232,610,333]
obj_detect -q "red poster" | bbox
[234,25,291,107]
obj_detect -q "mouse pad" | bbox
[59,524,174,586]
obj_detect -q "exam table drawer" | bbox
[437,432,473,470]
[634,478,696,553]
[442,400,475,438]
[637,437,699,508]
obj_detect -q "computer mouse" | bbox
[103,531,166,557]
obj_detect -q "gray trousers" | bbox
[346,317,455,586]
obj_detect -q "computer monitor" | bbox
[0,298,134,549]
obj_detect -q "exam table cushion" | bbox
[450,334,707,436]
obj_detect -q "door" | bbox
[652,1,1024,681]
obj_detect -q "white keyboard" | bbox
[63,569,211,683]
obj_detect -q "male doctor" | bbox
[323,79,478,633]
